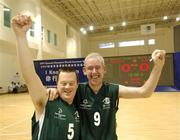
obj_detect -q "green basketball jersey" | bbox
[32,98,80,140]
[76,82,119,140]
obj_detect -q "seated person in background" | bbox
[8,81,16,93]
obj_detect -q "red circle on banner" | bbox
[139,63,149,72]
[120,64,131,73]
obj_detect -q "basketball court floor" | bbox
[0,92,179,140]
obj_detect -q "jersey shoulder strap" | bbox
[107,83,119,112]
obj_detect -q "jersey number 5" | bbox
[94,112,101,126]
[67,123,74,140]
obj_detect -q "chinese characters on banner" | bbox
[34,58,87,87]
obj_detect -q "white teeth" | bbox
[92,75,98,79]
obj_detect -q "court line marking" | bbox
[0,104,33,108]
[0,131,30,136]
[0,116,31,131]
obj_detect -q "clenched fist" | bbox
[11,14,32,37]
[151,49,166,67]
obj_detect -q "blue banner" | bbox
[174,52,180,90]
[34,58,87,87]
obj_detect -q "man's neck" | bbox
[60,96,73,105]
[89,83,103,94]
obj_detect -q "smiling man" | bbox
[11,14,80,140]
[49,50,165,140]
[75,50,165,140]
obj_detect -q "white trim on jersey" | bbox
[37,109,45,140]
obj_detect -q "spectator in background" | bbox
[8,81,16,93]
[13,72,21,84]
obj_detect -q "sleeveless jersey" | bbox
[32,98,80,140]
[76,82,119,140]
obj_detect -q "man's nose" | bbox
[92,67,97,73]
[65,84,70,88]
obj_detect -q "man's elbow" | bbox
[142,91,153,98]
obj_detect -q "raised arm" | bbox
[11,14,47,116]
[119,49,166,98]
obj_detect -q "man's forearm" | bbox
[142,64,163,97]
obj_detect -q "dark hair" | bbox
[57,67,79,83]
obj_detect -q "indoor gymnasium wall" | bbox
[0,44,18,89]
[0,0,82,90]
[174,24,180,52]
[173,24,180,90]
[0,0,41,90]
[81,27,174,57]
[41,5,82,59]
[40,5,66,59]
[80,26,175,87]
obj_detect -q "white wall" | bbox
[66,26,81,58]
[82,27,174,57]
[0,43,17,88]
[41,5,66,59]
[0,0,41,90]
[0,0,82,90]
[41,5,82,59]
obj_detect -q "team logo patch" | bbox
[80,99,92,110]
[102,97,111,109]
[54,107,66,120]
[74,111,80,122]
[83,99,88,104]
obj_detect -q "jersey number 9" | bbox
[94,112,101,126]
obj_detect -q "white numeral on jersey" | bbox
[94,112,100,126]
[67,123,74,140]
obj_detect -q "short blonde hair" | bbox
[84,52,105,66]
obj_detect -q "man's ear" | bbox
[83,67,87,75]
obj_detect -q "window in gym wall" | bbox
[47,30,53,43]
[118,40,145,47]
[30,21,35,37]
[99,42,115,48]
[3,6,11,28]
[41,26,44,40]
[148,39,155,45]
[54,33,57,46]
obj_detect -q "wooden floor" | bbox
[0,92,180,140]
